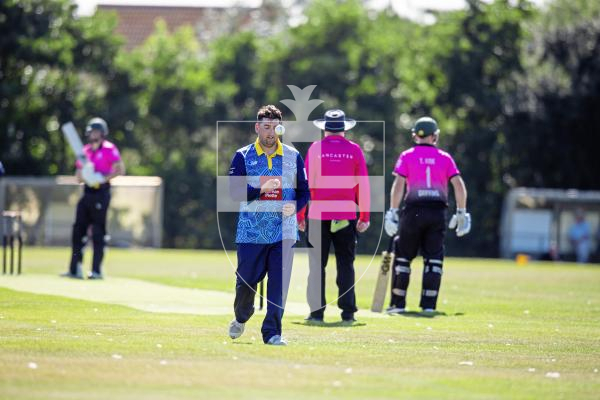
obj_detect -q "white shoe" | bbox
[422,308,435,313]
[87,271,104,280]
[228,319,245,339]
[386,307,406,315]
[266,335,287,346]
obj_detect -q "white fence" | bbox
[0,176,163,247]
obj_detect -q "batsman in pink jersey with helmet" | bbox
[384,117,471,313]
[62,117,125,280]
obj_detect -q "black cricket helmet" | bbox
[411,116,439,138]
[85,117,109,137]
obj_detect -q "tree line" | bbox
[1,0,599,255]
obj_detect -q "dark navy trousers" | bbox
[69,186,110,275]
[234,239,294,343]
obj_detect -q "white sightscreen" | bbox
[509,209,552,254]
[0,176,163,247]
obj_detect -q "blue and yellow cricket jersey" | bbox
[229,138,310,244]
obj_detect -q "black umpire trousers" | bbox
[307,219,358,320]
[390,205,446,310]
[69,185,111,275]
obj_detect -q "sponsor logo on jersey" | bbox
[417,189,440,197]
[318,153,354,159]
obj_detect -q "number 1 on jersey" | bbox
[426,166,431,188]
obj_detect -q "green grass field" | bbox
[1,247,599,399]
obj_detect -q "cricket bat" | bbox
[61,122,87,164]
[371,235,395,312]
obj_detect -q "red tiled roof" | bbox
[97,5,218,50]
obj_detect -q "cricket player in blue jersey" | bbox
[228,105,310,346]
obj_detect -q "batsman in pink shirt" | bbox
[62,118,125,280]
[298,109,370,323]
[384,117,471,313]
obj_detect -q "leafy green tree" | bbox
[0,0,122,175]
[116,22,219,247]
[505,0,600,189]
[4,0,597,256]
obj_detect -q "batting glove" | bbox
[81,162,96,185]
[449,208,471,237]
[384,208,399,237]
[92,172,106,185]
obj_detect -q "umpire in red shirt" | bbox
[298,110,370,323]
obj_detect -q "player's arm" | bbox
[568,228,576,245]
[284,153,310,218]
[355,149,370,232]
[390,174,406,209]
[295,153,310,212]
[229,152,260,202]
[75,168,84,183]
[449,175,471,237]
[297,146,312,230]
[384,174,405,237]
[450,175,467,209]
[385,151,408,236]
[106,160,125,182]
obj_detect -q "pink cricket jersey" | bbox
[393,144,460,206]
[75,140,122,176]
[299,135,370,222]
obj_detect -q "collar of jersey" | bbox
[323,134,348,142]
[254,138,283,157]
[415,143,436,147]
[254,138,283,170]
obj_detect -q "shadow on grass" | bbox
[291,320,367,328]
[388,311,465,319]
[231,341,255,345]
